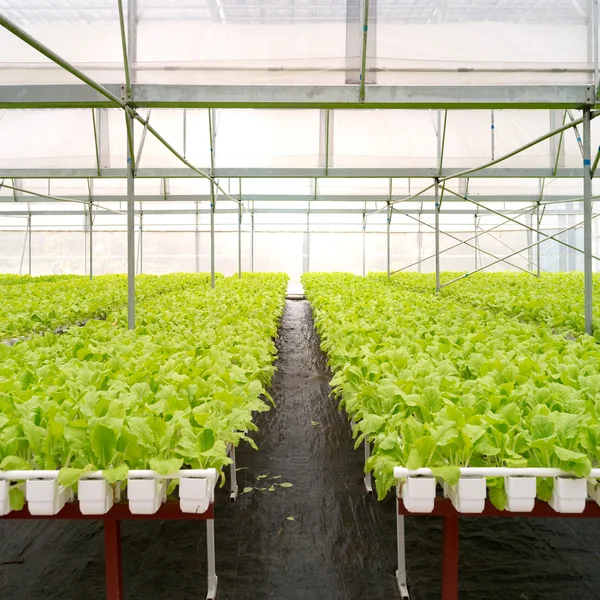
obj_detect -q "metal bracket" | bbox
[395,572,410,599]
[585,85,595,105]
[364,441,373,494]
[120,84,131,104]
[206,576,218,600]
[228,444,238,502]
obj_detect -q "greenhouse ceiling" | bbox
[0,0,598,216]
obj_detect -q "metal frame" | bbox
[2,502,218,600]
[396,497,600,600]
[0,11,597,333]
[0,83,595,109]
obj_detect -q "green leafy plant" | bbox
[0,273,288,507]
[303,272,600,507]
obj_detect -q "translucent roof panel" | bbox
[136,0,348,85]
[375,0,592,86]
[0,0,594,87]
[0,0,125,84]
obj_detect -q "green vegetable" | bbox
[0,273,287,503]
[303,272,600,506]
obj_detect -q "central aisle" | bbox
[215,298,399,599]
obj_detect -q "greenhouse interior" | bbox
[2,0,600,599]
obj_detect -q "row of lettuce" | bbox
[381,271,600,339]
[0,273,288,508]
[303,272,600,509]
[0,273,220,340]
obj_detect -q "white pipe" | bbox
[0,468,218,482]
[394,467,600,479]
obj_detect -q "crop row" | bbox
[0,273,288,509]
[377,271,600,339]
[0,273,217,340]
[303,272,600,508]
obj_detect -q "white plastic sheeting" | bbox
[1,108,599,171]
[0,0,594,86]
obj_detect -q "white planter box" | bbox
[78,479,114,515]
[505,476,536,512]
[587,479,600,505]
[179,477,211,514]
[0,480,10,516]
[127,479,166,515]
[26,479,73,516]
[549,477,587,513]
[401,476,436,513]
[444,477,486,513]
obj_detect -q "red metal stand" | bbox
[441,517,459,600]
[104,519,124,600]
[398,497,600,600]
[2,501,215,600]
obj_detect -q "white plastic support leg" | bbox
[206,518,218,600]
[364,441,373,494]
[395,495,410,599]
[229,445,238,502]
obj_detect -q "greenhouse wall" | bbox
[0,228,595,279]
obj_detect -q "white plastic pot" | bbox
[179,477,211,514]
[0,480,10,516]
[127,479,166,515]
[505,476,536,512]
[78,479,114,515]
[587,479,600,505]
[549,477,587,513]
[401,476,436,513]
[26,479,73,516]
[444,477,486,513]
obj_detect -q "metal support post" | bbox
[126,112,135,330]
[229,445,238,501]
[210,185,215,288]
[358,0,370,103]
[387,201,391,278]
[251,210,255,272]
[490,110,495,160]
[206,518,218,599]
[137,210,143,275]
[195,200,200,273]
[209,109,216,288]
[435,181,441,292]
[364,441,373,494]
[584,107,593,335]
[89,202,93,279]
[473,214,478,270]
[442,517,459,600]
[27,214,31,276]
[362,211,367,277]
[536,204,541,277]
[396,493,410,599]
[238,201,242,278]
[417,216,422,273]
[19,221,27,275]
[104,519,124,600]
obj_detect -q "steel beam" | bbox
[209,109,216,289]
[435,182,441,292]
[0,207,591,217]
[584,107,593,334]
[0,84,594,109]
[0,167,588,179]
[0,193,589,205]
[126,112,135,330]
